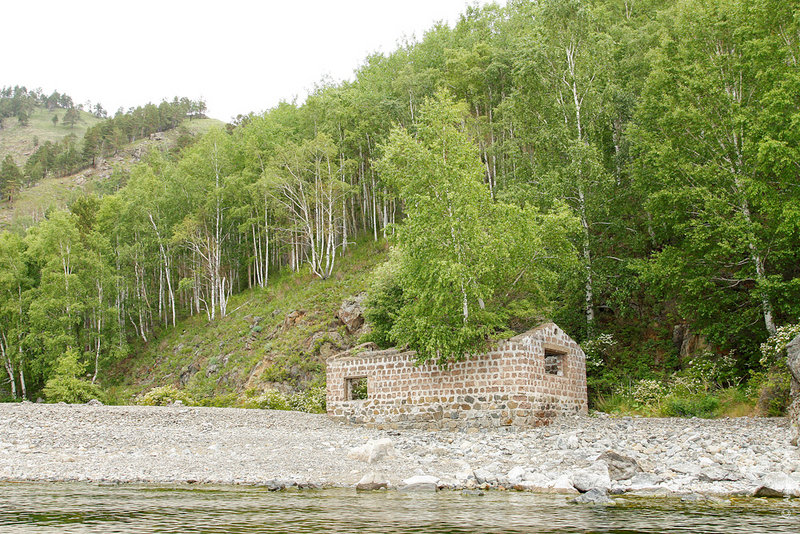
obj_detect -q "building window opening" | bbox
[346,377,368,400]
[544,349,565,376]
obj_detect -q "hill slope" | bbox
[0,106,102,165]
[105,239,387,406]
[0,117,223,229]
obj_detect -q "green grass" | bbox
[104,238,387,406]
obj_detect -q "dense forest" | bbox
[1,0,798,412]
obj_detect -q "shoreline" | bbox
[1,403,798,498]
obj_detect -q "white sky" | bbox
[2,0,502,122]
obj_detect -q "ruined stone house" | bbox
[326,322,588,430]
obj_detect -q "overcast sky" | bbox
[3,0,502,122]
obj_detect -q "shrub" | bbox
[581,333,616,371]
[760,323,800,367]
[198,393,238,407]
[136,385,194,406]
[244,386,326,413]
[362,251,404,348]
[42,349,106,404]
[43,376,106,404]
[288,385,327,414]
[246,389,289,410]
[662,394,720,418]
[631,378,666,405]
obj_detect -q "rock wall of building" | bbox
[326,323,587,430]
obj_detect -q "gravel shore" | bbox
[1,403,798,497]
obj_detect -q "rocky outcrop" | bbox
[336,293,366,334]
[672,324,710,362]
[787,335,800,446]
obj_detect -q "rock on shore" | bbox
[0,403,798,497]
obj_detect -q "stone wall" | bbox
[787,335,800,446]
[326,323,587,430]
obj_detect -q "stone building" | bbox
[326,322,587,430]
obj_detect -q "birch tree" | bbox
[266,134,351,279]
[376,93,577,363]
[632,0,800,349]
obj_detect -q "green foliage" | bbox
[376,92,576,363]
[760,323,800,367]
[362,250,404,348]
[42,376,106,404]
[245,389,290,410]
[136,385,195,406]
[243,386,326,413]
[1,155,22,199]
[197,392,239,407]
[749,369,791,417]
[287,385,327,413]
[662,394,720,419]
[42,350,105,404]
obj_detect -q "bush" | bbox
[136,385,194,406]
[760,323,800,367]
[197,393,238,407]
[43,376,106,404]
[43,349,106,404]
[631,379,667,405]
[662,394,720,418]
[243,386,326,413]
[246,389,289,410]
[288,385,327,414]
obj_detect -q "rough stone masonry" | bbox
[326,322,588,430]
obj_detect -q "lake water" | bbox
[0,483,797,533]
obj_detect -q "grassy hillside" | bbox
[0,106,102,165]
[105,239,387,406]
[0,117,224,229]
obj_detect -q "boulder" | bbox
[473,468,498,486]
[506,466,527,484]
[400,475,439,492]
[85,399,103,406]
[347,438,394,464]
[753,472,800,498]
[597,450,642,481]
[627,473,663,491]
[356,471,389,491]
[698,466,741,482]
[787,335,800,447]
[551,474,579,494]
[571,461,611,492]
[517,472,553,491]
[336,293,366,334]
[569,488,612,505]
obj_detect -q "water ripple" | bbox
[0,483,797,533]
